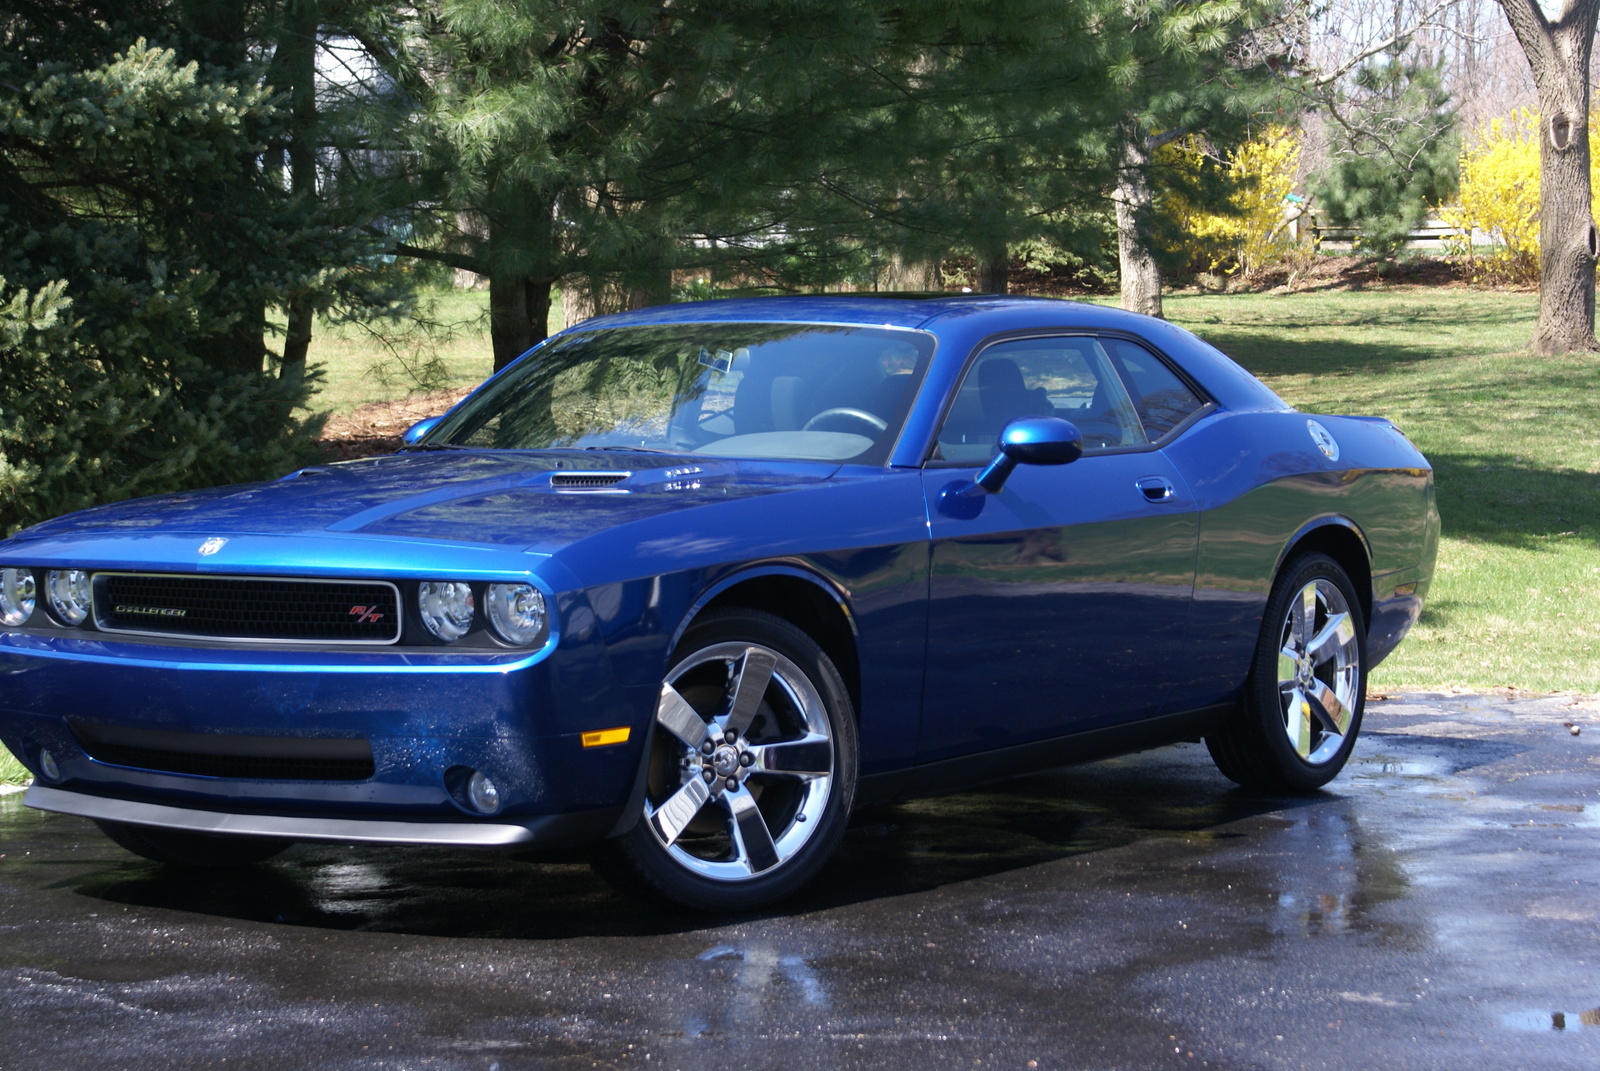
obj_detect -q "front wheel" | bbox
[1206,552,1367,792]
[599,609,857,911]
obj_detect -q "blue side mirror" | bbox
[975,417,1083,493]
[402,415,444,445]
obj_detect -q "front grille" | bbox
[96,573,401,644]
[71,722,375,781]
[550,471,630,488]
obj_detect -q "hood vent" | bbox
[550,471,631,489]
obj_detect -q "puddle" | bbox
[1500,1007,1600,1032]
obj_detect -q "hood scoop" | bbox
[549,471,631,490]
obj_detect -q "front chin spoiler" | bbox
[24,784,611,847]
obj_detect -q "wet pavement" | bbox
[2,691,1599,1070]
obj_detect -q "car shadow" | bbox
[64,744,1336,940]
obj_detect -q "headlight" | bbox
[418,581,474,642]
[485,582,547,646]
[47,569,92,626]
[0,568,35,626]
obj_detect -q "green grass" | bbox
[300,287,496,417]
[0,745,29,787]
[1158,288,1600,694]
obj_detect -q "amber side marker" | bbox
[581,726,631,748]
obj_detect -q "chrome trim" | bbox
[24,785,539,846]
[92,572,404,646]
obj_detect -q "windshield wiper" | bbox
[399,442,480,452]
[583,445,683,454]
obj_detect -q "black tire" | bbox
[95,819,291,868]
[1206,552,1367,793]
[596,609,857,911]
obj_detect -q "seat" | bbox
[978,358,1052,430]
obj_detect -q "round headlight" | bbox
[47,569,92,626]
[418,581,474,642]
[0,568,35,627]
[485,583,547,646]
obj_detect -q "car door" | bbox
[916,334,1203,763]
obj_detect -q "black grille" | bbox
[550,471,629,488]
[71,722,375,781]
[97,574,400,644]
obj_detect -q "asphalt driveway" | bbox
[2,691,1598,1070]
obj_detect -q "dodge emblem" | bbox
[197,537,228,556]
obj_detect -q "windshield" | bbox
[425,322,935,464]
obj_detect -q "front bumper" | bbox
[24,784,619,846]
[0,627,651,839]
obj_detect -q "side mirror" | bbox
[975,417,1083,493]
[402,415,444,445]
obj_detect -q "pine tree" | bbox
[1311,62,1459,264]
[0,3,400,531]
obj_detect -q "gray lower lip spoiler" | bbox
[22,784,539,847]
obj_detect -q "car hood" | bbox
[7,451,838,555]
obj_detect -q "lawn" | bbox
[301,287,497,416]
[1,284,1592,785]
[1158,288,1599,694]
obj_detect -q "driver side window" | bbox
[934,338,1147,463]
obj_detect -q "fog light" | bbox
[38,748,60,782]
[467,770,500,814]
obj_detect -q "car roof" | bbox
[556,293,1290,415]
[573,294,1159,333]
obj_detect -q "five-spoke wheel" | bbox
[601,609,856,909]
[1207,553,1367,792]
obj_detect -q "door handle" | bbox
[1136,476,1175,502]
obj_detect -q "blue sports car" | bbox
[0,296,1438,909]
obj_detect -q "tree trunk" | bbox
[1499,0,1600,353]
[182,0,265,375]
[1116,124,1163,319]
[274,0,320,384]
[976,245,1008,294]
[881,253,941,292]
[486,193,557,371]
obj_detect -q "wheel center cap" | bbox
[711,745,741,777]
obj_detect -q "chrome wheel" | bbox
[645,641,835,881]
[599,609,854,908]
[1274,577,1360,766]
[1205,552,1367,793]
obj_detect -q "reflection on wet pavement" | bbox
[3,693,1599,1069]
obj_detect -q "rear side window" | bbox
[1104,338,1206,439]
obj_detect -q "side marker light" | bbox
[581,727,631,748]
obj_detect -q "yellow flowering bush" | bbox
[1164,126,1305,278]
[1443,108,1600,285]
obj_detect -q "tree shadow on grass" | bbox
[1428,451,1600,550]
[1189,328,1456,379]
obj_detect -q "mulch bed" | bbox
[315,388,473,462]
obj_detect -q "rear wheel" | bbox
[1206,553,1367,792]
[95,820,290,868]
[599,609,856,911]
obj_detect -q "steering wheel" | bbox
[801,407,888,436]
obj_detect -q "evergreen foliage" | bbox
[0,5,403,533]
[1311,62,1459,262]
